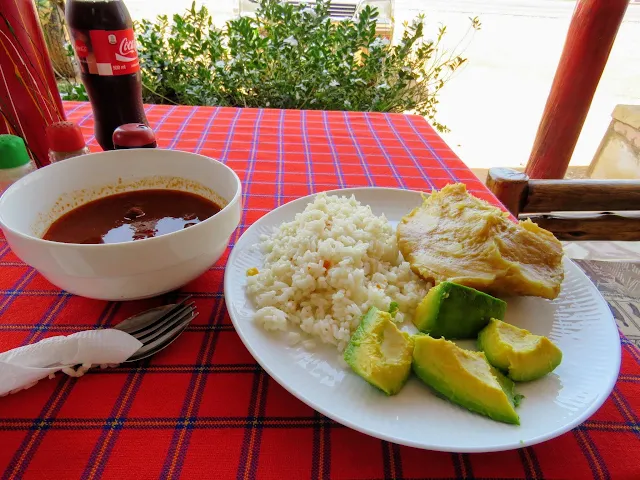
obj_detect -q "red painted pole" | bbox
[0,0,66,167]
[525,0,629,179]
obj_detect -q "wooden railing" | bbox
[487,168,640,241]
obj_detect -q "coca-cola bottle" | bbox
[66,0,148,151]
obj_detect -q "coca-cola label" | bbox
[70,28,140,76]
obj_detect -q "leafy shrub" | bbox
[65,0,480,132]
[58,80,88,101]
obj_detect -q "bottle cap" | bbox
[46,121,87,152]
[0,134,31,169]
[113,123,157,149]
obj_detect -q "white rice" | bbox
[247,192,429,352]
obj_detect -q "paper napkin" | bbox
[0,329,142,396]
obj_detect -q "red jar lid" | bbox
[46,121,86,152]
[113,123,157,149]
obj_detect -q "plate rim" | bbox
[224,186,622,452]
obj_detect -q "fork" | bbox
[113,295,199,362]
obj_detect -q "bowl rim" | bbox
[0,149,243,249]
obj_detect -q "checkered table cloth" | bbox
[0,102,638,480]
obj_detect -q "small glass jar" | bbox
[48,147,91,163]
[46,121,90,163]
[0,135,36,190]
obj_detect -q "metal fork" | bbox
[113,295,198,362]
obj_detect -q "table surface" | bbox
[0,102,638,480]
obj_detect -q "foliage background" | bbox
[46,0,480,133]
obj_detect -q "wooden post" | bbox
[485,168,529,216]
[525,0,629,179]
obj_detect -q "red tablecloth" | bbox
[0,102,638,480]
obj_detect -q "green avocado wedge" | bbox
[412,335,521,425]
[413,282,507,339]
[344,306,414,396]
[478,319,563,382]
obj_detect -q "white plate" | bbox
[224,187,621,452]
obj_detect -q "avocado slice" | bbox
[344,306,414,395]
[413,281,507,338]
[412,334,520,425]
[478,319,562,382]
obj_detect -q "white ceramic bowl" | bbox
[0,149,242,301]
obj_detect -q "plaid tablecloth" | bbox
[0,102,638,480]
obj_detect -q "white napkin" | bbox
[0,329,142,396]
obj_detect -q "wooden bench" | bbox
[485,168,640,241]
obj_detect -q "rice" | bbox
[247,192,429,352]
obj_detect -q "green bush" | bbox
[65,0,480,132]
[58,79,88,101]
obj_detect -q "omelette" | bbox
[397,183,564,299]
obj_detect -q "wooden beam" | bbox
[523,179,640,213]
[522,213,640,241]
[525,0,629,179]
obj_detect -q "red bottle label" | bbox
[71,28,140,76]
